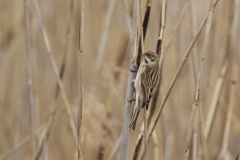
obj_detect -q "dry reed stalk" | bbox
[184,0,216,158]
[219,65,238,160]
[77,0,85,159]
[108,134,122,160]
[164,134,174,160]
[204,0,238,140]
[218,94,240,134]
[219,98,240,133]
[24,0,35,157]
[138,0,148,159]
[135,0,152,66]
[184,103,197,160]
[122,0,133,35]
[91,0,117,96]
[34,1,76,159]
[188,0,198,81]
[32,0,78,145]
[120,62,136,160]
[192,114,198,160]
[120,0,139,159]
[152,131,160,160]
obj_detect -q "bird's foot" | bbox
[130,65,138,72]
[127,98,136,102]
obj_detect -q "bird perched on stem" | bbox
[129,51,160,130]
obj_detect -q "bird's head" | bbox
[140,51,159,63]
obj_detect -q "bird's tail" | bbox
[129,107,140,130]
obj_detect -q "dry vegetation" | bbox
[0,0,240,160]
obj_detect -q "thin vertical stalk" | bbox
[219,65,237,159]
[122,0,133,35]
[77,0,85,159]
[138,0,147,159]
[108,135,122,160]
[188,0,198,81]
[24,0,35,157]
[120,0,139,159]
[120,62,136,160]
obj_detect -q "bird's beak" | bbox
[140,53,145,56]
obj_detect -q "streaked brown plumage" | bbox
[129,51,159,130]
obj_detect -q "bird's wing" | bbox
[145,67,159,109]
[139,65,151,108]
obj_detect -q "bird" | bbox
[129,51,160,130]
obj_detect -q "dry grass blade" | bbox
[192,115,198,160]
[138,0,148,159]
[152,131,160,160]
[188,0,198,81]
[219,65,238,159]
[122,0,132,35]
[24,0,35,157]
[77,0,85,159]
[108,134,122,160]
[164,134,174,160]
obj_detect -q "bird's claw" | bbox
[127,98,136,102]
[130,65,138,72]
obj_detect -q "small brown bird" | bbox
[129,51,160,130]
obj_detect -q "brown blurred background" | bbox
[0,0,240,160]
